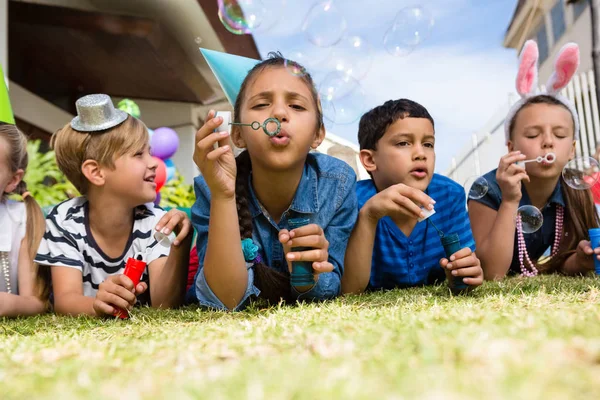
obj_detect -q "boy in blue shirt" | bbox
[342,99,483,294]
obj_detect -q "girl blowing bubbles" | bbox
[469,41,600,279]
[0,123,49,316]
[188,52,358,310]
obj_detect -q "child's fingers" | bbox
[289,224,323,238]
[115,274,136,292]
[154,213,172,233]
[287,248,327,262]
[196,130,230,162]
[390,194,425,219]
[288,234,329,250]
[499,152,525,170]
[206,145,231,161]
[446,255,479,270]
[97,290,132,311]
[448,247,472,262]
[462,275,483,287]
[93,299,115,316]
[450,266,482,278]
[439,258,449,268]
[173,219,191,246]
[313,261,333,273]
[194,112,220,143]
[135,282,148,296]
[396,184,436,209]
[278,229,291,244]
[110,281,137,304]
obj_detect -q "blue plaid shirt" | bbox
[356,174,476,290]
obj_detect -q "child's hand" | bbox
[362,183,435,223]
[93,275,148,316]
[575,240,600,271]
[440,247,484,287]
[193,110,237,199]
[496,151,529,204]
[278,224,332,282]
[155,209,192,247]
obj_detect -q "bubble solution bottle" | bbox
[113,255,147,319]
[588,228,600,275]
[288,217,315,287]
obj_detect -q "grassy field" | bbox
[1,275,600,400]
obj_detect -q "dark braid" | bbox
[235,150,292,303]
[232,52,322,304]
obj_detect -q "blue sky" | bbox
[246,0,520,173]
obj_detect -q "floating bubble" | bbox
[218,0,267,35]
[383,6,434,56]
[195,37,202,45]
[318,72,366,125]
[383,32,415,57]
[464,176,489,200]
[517,205,544,234]
[393,6,435,46]
[284,58,308,77]
[302,1,347,48]
[562,156,600,190]
[283,46,331,75]
[327,36,373,81]
[252,0,287,33]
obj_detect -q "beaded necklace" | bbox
[1,252,11,293]
[516,205,563,277]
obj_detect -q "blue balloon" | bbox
[165,159,176,181]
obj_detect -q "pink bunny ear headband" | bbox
[504,40,580,143]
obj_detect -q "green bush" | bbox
[159,172,196,209]
[20,140,78,207]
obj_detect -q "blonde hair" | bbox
[51,116,149,194]
[0,123,48,304]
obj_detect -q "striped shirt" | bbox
[35,197,169,299]
[356,174,476,290]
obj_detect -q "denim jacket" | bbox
[188,152,358,310]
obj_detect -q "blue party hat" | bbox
[200,48,260,106]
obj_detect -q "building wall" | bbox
[1,0,7,75]
[533,0,592,83]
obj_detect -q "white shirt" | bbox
[0,200,27,294]
[35,197,170,299]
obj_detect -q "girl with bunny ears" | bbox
[469,40,600,280]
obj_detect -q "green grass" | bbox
[2,275,600,399]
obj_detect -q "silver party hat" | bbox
[70,94,128,132]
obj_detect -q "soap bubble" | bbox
[283,46,331,77]
[517,205,544,234]
[284,58,308,77]
[383,29,416,57]
[318,72,366,125]
[327,36,373,81]
[251,0,287,33]
[562,156,600,190]
[464,176,489,200]
[218,0,267,35]
[383,6,434,56]
[195,37,202,45]
[392,6,435,46]
[302,1,347,47]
